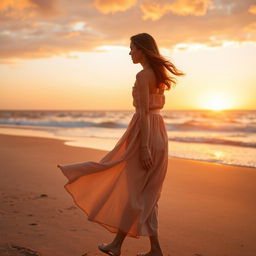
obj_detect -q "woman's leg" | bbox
[136,233,164,256]
[149,233,163,255]
[99,229,127,255]
[111,229,127,248]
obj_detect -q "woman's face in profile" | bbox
[129,41,143,64]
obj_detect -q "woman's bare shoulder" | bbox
[136,69,157,92]
[136,69,154,81]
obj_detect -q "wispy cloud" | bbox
[0,0,255,63]
[248,4,256,14]
[140,0,214,21]
[94,0,137,13]
[0,0,61,18]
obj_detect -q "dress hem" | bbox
[57,165,155,239]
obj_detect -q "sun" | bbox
[201,94,232,111]
[207,99,227,111]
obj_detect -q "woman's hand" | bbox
[140,146,153,170]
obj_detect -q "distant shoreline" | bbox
[0,124,255,169]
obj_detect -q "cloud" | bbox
[0,0,36,19]
[0,0,256,63]
[0,0,34,11]
[0,21,105,59]
[140,0,215,21]
[94,0,137,14]
[248,4,256,14]
[0,0,61,18]
[244,22,256,32]
[30,0,60,15]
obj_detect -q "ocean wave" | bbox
[1,110,256,133]
[169,136,256,148]
[166,120,256,133]
[2,118,256,133]
[0,120,127,129]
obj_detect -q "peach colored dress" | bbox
[57,82,168,238]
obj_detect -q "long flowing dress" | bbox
[57,81,168,239]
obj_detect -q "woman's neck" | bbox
[140,56,150,70]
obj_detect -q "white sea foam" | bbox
[0,109,255,168]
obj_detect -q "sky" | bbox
[0,0,256,110]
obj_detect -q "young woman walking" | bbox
[57,32,184,256]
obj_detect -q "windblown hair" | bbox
[130,33,184,90]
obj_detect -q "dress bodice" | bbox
[132,85,165,110]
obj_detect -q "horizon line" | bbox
[0,108,255,111]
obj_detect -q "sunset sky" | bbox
[1,0,256,110]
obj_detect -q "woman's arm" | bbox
[136,71,153,170]
[136,71,150,147]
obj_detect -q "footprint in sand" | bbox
[39,194,48,198]
[65,205,77,210]
[29,223,38,226]
[31,194,48,200]
[0,243,41,256]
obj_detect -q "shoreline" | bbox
[0,124,255,169]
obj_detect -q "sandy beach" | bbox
[0,133,256,256]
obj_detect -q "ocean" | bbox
[0,109,255,168]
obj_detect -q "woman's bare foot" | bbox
[137,248,164,256]
[98,242,121,256]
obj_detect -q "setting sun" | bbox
[206,98,229,110]
[200,94,234,111]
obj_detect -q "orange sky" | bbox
[0,0,256,110]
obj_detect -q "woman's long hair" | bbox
[130,33,184,90]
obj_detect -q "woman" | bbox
[57,32,184,256]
